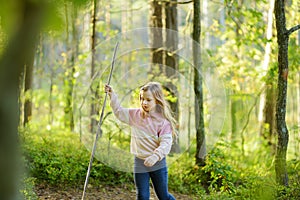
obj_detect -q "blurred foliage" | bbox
[19,176,38,200]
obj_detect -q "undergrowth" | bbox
[20,127,300,199]
[21,127,133,188]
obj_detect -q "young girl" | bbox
[105,82,176,200]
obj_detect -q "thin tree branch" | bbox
[287,24,300,36]
[240,86,265,156]
[177,0,193,4]
[157,0,194,5]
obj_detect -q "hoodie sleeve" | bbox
[154,121,173,160]
[110,92,130,124]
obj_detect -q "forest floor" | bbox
[35,183,196,200]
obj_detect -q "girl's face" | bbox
[140,90,156,112]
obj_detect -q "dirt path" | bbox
[35,183,195,200]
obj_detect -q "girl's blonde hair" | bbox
[139,82,177,138]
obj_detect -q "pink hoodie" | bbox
[110,92,173,160]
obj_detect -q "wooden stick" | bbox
[81,41,119,200]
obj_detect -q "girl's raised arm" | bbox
[104,84,130,124]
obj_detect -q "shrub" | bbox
[21,128,132,187]
[169,147,238,197]
[276,159,300,200]
[183,147,237,194]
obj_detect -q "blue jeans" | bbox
[134,157,175,200]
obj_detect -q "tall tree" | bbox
[165,0,178,75]
[149,0,163,72]
[298,30,300,151]
[165,0,180,153]
[274,0,300,186]
[105,1,111,36]
[149,0,180,152]
[225,0,245,143]
[23,40,35,126]
[193,0,206,166]
[63,2,77,131]
[49,39,56,125]
[90,0,99,133]
[0,0,44,198]
[258,0,276,148]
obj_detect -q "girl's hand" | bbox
[144,154,159,167]
[104,84,113,97]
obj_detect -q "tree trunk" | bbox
[258,0,275,148]
[0,0,44,198]
[23,46,35,126]
[193,0,206,166]
[230,0,243,146]
[298,70,300,157]
[165,0,178,75]
[262,83,276,149]
[90,0,99,133]
[274,0,289,186]
[70,3,78,130]
[165,0,180,153]
[63,2,75,131]
[230,96,241,141]
[297,24,300,160]
[149,0,163,72]
[274,0,300,186]
[105,2,111,36]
